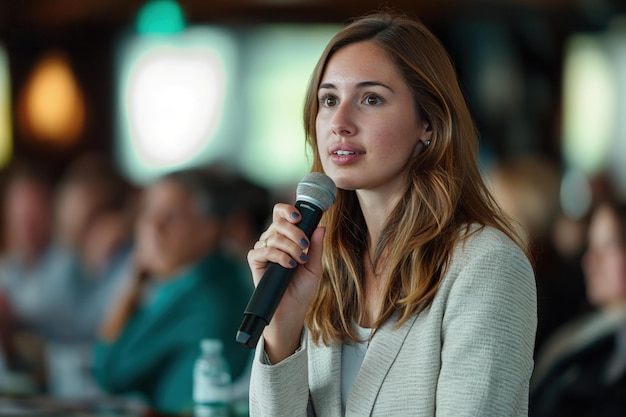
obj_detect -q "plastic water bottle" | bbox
[193,339,232,417]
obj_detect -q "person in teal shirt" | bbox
[93,168,252,415]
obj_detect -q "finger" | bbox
[255,201,308,245]
[254,235,270,250]
[248,203,312,283]
[272,202,302,225]
[258,215,311,251]
[302,227,325,278]
[247,243,299,287]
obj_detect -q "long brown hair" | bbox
[303,11,526,345]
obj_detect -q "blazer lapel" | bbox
[346,312,419,416]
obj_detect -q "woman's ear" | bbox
[421,121,433,139]
[413,139,430,156]
[413,122,433,156]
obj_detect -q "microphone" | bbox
[236,172,336,349]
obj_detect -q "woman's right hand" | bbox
[247,203,325,363]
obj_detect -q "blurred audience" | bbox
[43,153,136,399]
[0,153,137,398]
[93,167,252,415]
[487,154,588,352]
[0,162,53,267]
[530,198,626,416]
[488,154,561,247]
[49,153,136,343]
[0,161,55,388]
[1,154,274,410]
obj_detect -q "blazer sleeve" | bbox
[437,240,537,416]
[249,333,314,417]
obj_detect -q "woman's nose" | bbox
[331,103,357,136]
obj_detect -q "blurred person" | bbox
[94,168,251,415]
[247,11,536,416]
[487,155,588,352]
[0,153,137,399]
[53,153,132,254]
[0,162,57,386]
[51,154,137,342]
[0,163,53,266]
[30,153,137,399]
[530,199,626,416]
[487,155,561,246]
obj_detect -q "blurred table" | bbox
[0,396,146,416]
[0,396,249,417]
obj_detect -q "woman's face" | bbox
[582,205,626,309]
[315,41,431,196]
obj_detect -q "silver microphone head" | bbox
[296,172,336,211]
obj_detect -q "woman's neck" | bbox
[356,189,402,247]
[355,185,406,328]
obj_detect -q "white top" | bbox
[341,325,373,415]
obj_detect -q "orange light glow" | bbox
[18,51,86,147]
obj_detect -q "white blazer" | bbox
[250,226,537,416]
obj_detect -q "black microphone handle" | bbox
[236,200,323,349]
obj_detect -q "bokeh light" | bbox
[17,51,86,148]
[135,0,186,34]
[238,24,339,188]
[116,27,236,185]
[0,45,12,168]
[562,34,616,177]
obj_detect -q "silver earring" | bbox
[423,140,431,148]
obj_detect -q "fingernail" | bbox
[290,212,300,219]
[300,252,308,262]
[299,238,309,249]
[288,260,297,268]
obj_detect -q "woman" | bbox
[530,200,626,416]
[247,11,537,416]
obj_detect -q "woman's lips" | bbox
[329,145,364,165]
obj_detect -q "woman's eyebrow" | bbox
[319,81,393,92]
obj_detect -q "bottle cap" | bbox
[200,338,224,353]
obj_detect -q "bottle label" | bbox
[194,380,231,403]
[194,403,230,417]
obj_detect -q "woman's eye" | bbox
[364,94,383,105]
[319,95,338,107]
